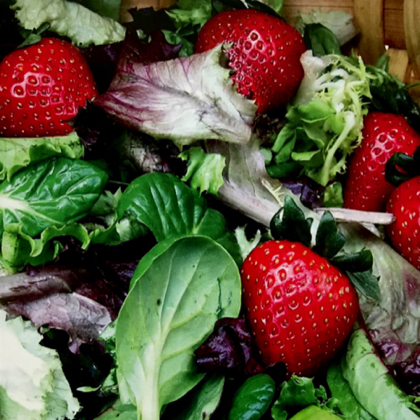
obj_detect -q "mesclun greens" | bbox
[115,236,241,420]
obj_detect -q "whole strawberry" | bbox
[195,9,306,114]
[387,176,420,269]
[241,240,358,377]
[344,112,420,212]
[0,38,97,137]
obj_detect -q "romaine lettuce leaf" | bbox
[0,310,80,420]
[95,44,257,147]
[0,132,84,181]
[12,0,126,47]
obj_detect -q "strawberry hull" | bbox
[241,240,359,377]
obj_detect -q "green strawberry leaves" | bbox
[314,211,346,260]
[270,197,312,248]
[270,197,380,301]
[385,146,420,187]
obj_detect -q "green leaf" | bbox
[304,23,341,57]
[180,147,226,195]
[162,30,194,57]
[270,196,312,248]
[76,0,121,21]
[95,399,137,420]
[168,374,225,420]
[271,376,319,420]
[346,271,381,301]
[117,173,241,265]
[289,405,343,420]
[327,358,375,420]
[12,0,126,47]
[0,132,84,181]
[341,327,420,420]
[0,158,108,238]
[323,183,343,208]
[1,222,91,272]
[229,374,276,420]
[0,311,80,420]
[314,211,345,259]
[331,250,373,273]
[385,150,419,187]
[115,236,241,419]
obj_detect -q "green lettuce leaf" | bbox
[115,236,241,419]
[0,132,84,181]
[0,158,108,271]
[180,147,226,195]
[12,0,126,47]
[166,0,213,29]
[0,310,80,420]
[340,327,420,420]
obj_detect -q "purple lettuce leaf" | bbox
[95,44,257,147]
[0,239,147,351]
[194,316,266,377]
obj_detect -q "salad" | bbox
[1,0,420,419]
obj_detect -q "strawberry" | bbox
[240,240,358,377]
[386,177,420,270]
[0,38,97,137]
[195,9,306,114]
[343,112,420,212]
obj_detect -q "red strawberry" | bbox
[0,38,97,137]
[386,176,420,269]
[195,9,306,114]
[240,240,358,377]
[343,112,420,212]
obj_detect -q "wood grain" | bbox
[353,0,385,65]
[404,0,420,79]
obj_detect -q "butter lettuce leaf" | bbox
[96,44,257,147]
[0,310,80,420]
[12,0,126,47]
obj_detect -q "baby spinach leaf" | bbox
[228,374,276,420]
[0,158,108,238]
[115,236,241,420]
[117,172,241,265]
